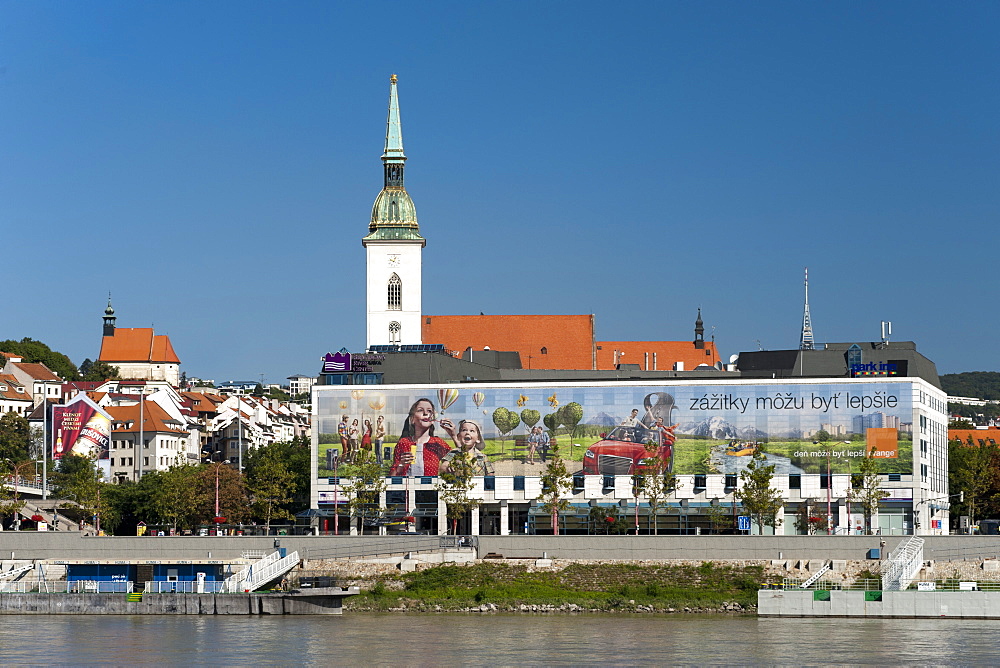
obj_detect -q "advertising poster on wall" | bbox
[315,382,914,479]
[52,394,112,461]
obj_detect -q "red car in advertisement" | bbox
[582,425,674,475]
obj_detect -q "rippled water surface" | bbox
[2,614,998,665]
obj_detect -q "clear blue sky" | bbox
[4,2,998,384]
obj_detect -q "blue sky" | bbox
[3,2,998,384]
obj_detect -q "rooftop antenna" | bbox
[880,321,892,347]
[799,267,815,350]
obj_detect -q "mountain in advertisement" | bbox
[587,412,618,427]
[677,416,767,440]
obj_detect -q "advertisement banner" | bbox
[314,382,914,479]
[52,395,112,460]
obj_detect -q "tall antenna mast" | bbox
[799,267,815,350]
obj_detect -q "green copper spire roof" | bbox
[364,74,424,244]
[382,73,405,165]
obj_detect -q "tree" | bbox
[245,438,311,514]
[152,465,206,531]
[435,449,480,535]
[492,407,520,453]
[0,459,30,525]
[557,402,583,443]
[736,446,783,534]
[537,441,572,535]
[247,448,297,531]
[0,412,31,462]
[635,440,679,535]
[848,452,890,535]
[949,440,1000,529]
[814,429,831,444]
[81,360,120,382]
[343,449,387,534]
[0,337,79,381]
[199,464,248,525]
[52,453,103,528]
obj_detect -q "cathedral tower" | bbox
[363,75,425,348]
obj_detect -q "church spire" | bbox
[382,73,406,186]
[364,75,423,242]
[103,293,117,337]
[694,308,705,349]
[800,268,815,350]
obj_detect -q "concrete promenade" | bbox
[3,533,1000,563]
[759,589,1000,618]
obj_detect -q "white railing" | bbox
[800,562,832,588]
[222,550,298,593]
[144,580,225,594]
[241,550,267,559]
[0,564,34,581]
[882,536,925,591]
[68,580,133,593]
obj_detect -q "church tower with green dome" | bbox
[363,75,425,348]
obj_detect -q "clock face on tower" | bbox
[387,254,400,267]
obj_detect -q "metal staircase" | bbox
[881,537,925,591]
[221,550,299,593]
[0,563,34,581]
[800,561,832,588]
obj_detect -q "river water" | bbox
[1,614,996,665]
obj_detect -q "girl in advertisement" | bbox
[390,398,457,476]
[440,419,493,476]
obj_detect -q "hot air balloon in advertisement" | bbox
[368,393,386,411]
[351,389,365,401]
[437,388,459,414]
[473,392,485,408]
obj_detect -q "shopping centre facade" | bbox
[310,373,948,536]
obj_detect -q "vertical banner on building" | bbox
[52,395,112,460]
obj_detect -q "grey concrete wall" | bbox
[759,589,1000,618]
[0,592,348,615]
[477,535,1000,562]
[4,533,1000,563]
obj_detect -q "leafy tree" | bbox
[735,446,783,534]
[940,372,1000,401]
[814,429,831,443]
[588,505,631,534]
[520,408,540,432]
[537,441,572,535]
[81,360,120,382]
[247,448,296,531]
[635,440,679,535]
[265,387,291,402]
[705,502,738,534]
[196,464,248,525]
[0,412,31,462]
[150,465,206,531]
[848,452,890,535]
[949,440,1000,528]
[252,383,265,397]
[52,453,102,526]
[245,438,311,514]
[0,337,79,381]
[949,417,975,430]
[793,500,829,535]
[557,402,584,442]
[435,449,480,535]
[0,459,30,525]
[343,450,387,533]
[492,407,520,452]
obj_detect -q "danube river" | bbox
[1,614,996,665]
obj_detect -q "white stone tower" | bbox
[363,75,425,348]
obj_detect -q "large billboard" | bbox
[52,395,112,461]
[314,382,913,478]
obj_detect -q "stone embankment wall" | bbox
[0,592,347,615]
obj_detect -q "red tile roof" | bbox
[595,340,720,371]
[423,314,596,369]
[10,362,62,382]
[0,374,31,402]
[107,401,187,435]
[99,328,180,364]
[949,427,1000,447]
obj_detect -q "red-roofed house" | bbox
[0,360,64,406]
[0,373,33,417]
[106,399,194,481]
[97,299,181,386]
